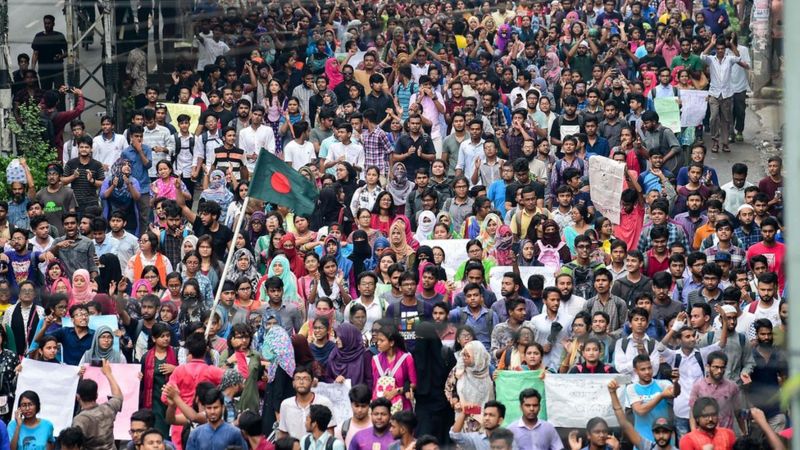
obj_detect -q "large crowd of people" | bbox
[2,0,788,449]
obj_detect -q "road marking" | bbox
[25,20,39,29]
[56,0,64,6]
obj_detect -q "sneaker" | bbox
[735,133,744,142]
[728,134,735,143]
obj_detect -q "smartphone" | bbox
[90,359,103,367]
[464,405,482,415]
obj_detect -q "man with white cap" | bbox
[706,291,756,385]
[733,204,761,251]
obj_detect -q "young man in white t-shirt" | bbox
[283,121,316,170]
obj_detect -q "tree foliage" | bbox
[3,100,58,199]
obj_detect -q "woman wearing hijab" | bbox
[257,254,300,304]
[477,212,502,252]
[68,269,94,308]
[247,211,267,249]
[488,225,515,265]
[277,233,305,277]
[226,248,259,291]
[348,231,371,290]
[385,163,414,214]
[324,57,344,90]
[543,52,562,93]
[531,219,572,265]
[312,184,353,234]
[414,210,436,243]
[413,322,456,445]
[100,158,141,235]
[260,325,296,434]
[44,259,69,291]
[387,219,414,269]
[362,237,389,272]
[436,212,462,239]
[321,235,354,281]
[446,340,494,432]
[79,325,127,364]
[96,253,122,295]
[200,170,235,225]
[309,317,336,368]
[327,323,372,388]
[335,162,360,207]
[291,334,325,380]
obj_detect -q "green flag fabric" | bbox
[249,150,319,216]
[495,369,547,426]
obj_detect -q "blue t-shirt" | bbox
[7,418,55,450]
[624,380,672,441]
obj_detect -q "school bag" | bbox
[536,240,565,272]
[373,352,410,414]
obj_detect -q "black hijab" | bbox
[413,322,455,402]
[349,230,371,281]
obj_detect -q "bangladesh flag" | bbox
[249,150,319,216]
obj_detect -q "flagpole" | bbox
[205,196,250,339]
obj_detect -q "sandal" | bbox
[722,146,731,153]
[711,146,719,153]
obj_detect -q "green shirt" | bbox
[670,54,704,72]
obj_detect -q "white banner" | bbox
[489,266,556,296]
[679,90,709,127]
[588,157,625,224]
[419,239,470,279]
[14,359,80,434]
[313,380,352,426]
[544,374,621,427]
[84,364,141,440]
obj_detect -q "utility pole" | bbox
[0,0,12,153]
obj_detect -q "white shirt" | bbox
[456,138,486,186]
[193,131,224,170]
[613,334,661,381]
[509,86,531,110]
[344,297,387,340]
[31,236,54,275]
[92,133,127,175]
[327,141,365,173]
[721,180,754,214]
[238,124,276,172]
[195,34,230,70]
[283,140,316,170]
[729,45,751,94]
[560,295,587,318]
[108,231,139,275]
[143,125,175,177]
[63,140,79,165]
[174,133,195,178]
[278,394,335,439]
[701,52,742,99]
[525,310,573,371]
[657,342,722,419]
[410,63,430,84]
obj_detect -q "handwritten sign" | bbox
[654,97,681,133]
[164,103,202,133]
[313,380,352,426]
[679,90,709,127]
[14,359,80,434]
[489,266,556,296]
[83,363,141,440]
[419,239,470,280]
[544,374,621,428]
[495,370,547,425]
[588,156,625,224]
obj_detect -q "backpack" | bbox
[341,418,351,441]
[40,110,58,147]
[674,351,705,377]
[536,240,565,272]
[458,308,493,338]
[373,352,410,414]
[706,330,746,349]
[620,338,656,355]
[567,262,601,299]
[174,134,196,159]
[303,434,339,450]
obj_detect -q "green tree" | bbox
[3,100,58,200]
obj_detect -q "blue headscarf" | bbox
[363,236,390,271]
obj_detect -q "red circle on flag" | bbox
[270,172,291,194]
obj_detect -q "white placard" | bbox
[313,380,352,426]
[419,239,470,280]
[14,358,80,434]
[544,374,621,427]
[679,90,709,127]
[488,266,556,295]
[588,157,625,224]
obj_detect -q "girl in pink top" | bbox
[371,325,417,412]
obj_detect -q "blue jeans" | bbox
[675,417,690,440]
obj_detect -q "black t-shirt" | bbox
[63,158,104,212]
[638,54,667,70]
[550,116,586,146]
[394,133,436,180]
[31,31,67,67]
[201,107,234,130]
[506,180,545,206]
[193,216,234,258]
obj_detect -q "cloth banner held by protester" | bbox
[489,266,556,296]
[163,103,201,134]
[14,358,80,434]
[679,90,710,127]
[544,374,621,428]
[588,157,625,224]
[495,370,547,426]
[420,239,469,280]
[83,363,141,440]
[312,380,351,426]
[654,98,681,133]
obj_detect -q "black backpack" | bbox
[304,434,339,450]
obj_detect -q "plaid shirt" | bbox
[361,126,393,175]
[481,105,508,130]
[704,244,747,270]
[637,222,689,253]
[734,224,761,251]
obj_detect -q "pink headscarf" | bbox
[417,261,447,296]
[325,58,345,89]
[393,215,420,250]
[544,52,562,86]
[50,276,72,299]
[641,71,658,97]
[132,279,153,299]
[69,269,94,307]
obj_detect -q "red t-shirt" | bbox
[614,202,645,250]
[679,427,736,450]
[644,249,670,278]
[746,241,786,291]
